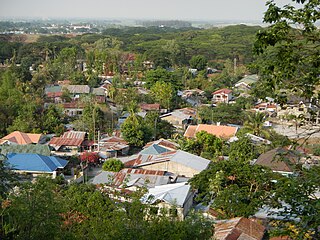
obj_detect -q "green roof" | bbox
[236,74,259,85]
[0,144,51,156]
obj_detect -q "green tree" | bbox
[189,55,207,71]
[253,0,320,101]
[42,105,64,135]
[179,131,223,160]
[243,111,270,138]
[269,166,320,239]
[228,136,257,162]
[102,158,124,172]
[144,111,175,140]
[121,114,152,147]
[150,81,174,110]
[2,177,63,240]
[190,159,275,218]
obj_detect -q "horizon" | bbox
[0,0,300,22]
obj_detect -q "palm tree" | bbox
[243,111,270,138]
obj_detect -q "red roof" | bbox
[213,88,232,95]
[214,217,265,240]
[140,103,161,111]
[47,92,62,98]
[1,131,42,145]
[113,168,165,186]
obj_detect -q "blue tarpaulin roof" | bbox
[6,153,68,173]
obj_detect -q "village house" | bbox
[98,136,129,158]
[6,153,68,178]
[62,102,85,117]
[141,182,194,220]
[184,124,238,140]
[212,88,233,104]
[252,147,306,176]
[139,103,161,112]
[62,85,90,100]
[92,88,106,103]
[143,139,179,151]
[234,74,259,92]
[160,108,197,130]
[0,131,42,145]
[49,131,90,155]
[125,150,211,178]
[45,85,63,103]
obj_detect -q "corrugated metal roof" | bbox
[171,150,210,171]
[6,153,68,173]
[63,85,90,94]
[1,131,42,145]
[62,131,86,139]
[140,144,170,155]
[141,182,191,207]
[125,150,210,172]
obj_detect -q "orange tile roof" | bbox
[1,131,41,145]
[184,124,238,139]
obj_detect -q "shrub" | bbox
[102,158,124,172]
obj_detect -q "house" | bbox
[1,131,42,145]
[160,108,197,129]
[98,136,129,158]
[92,88,106,103]
[62,101,85,117]
[214,217,265,240]
[139,103,161,112]
[125,150,211,178]
[140,144,171,155]
[141,182,194,220]
[234,74,259,91]
[184,124,238,140]
[62,85,90,100]
[48,131,88,155]
[212,88,233,104]
[113,168,171,190]
[6,153,68,178]
[254,103,277,114]
[45,85,63,103]
[180,89,206,106]
[253,147,305,176]
[143,139,179,151]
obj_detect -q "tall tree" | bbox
[253,0,320,101]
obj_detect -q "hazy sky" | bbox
[0,0,297,21]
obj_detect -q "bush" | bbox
[102,158,124,172]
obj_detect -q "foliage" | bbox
[150,81,174,109]
[102,158,124,172]
[198,104,244,125]
[253,0,320,101]
[144,111,175,140]
[190,159,275,218]
[243,111,270,138]
[268,166,320,239]
[189,55,207,71]
[228,136,257,162]
[121,114,152,147]
[179,131,223,160]
[79,152,100,164]
[1,177,213,240]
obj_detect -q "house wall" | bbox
[141,161,200,178]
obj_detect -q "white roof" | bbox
[141,182,191,207]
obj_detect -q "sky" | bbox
[0,0,298,22]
